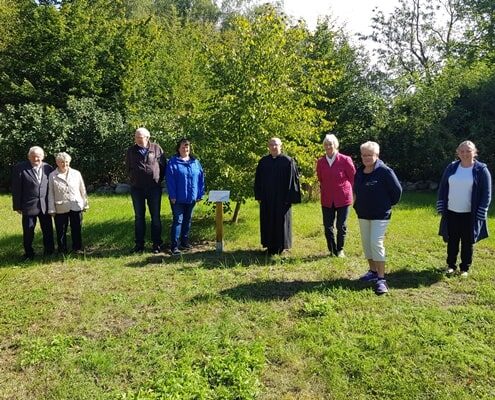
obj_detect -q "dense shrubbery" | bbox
[0,98,127,189]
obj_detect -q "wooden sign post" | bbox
[208,191,230,253]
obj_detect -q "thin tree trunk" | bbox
[231,201,241,223]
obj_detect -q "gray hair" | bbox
[55,152,72,163]
[457,140,478,156]
[28,146,44,158]
[268,137,282,146]
[135,127,150,138]
[360,141,380,155]
[323,134,339,149]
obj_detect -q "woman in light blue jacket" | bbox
[166,138,205,255]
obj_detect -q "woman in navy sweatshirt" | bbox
[353,141,402,295]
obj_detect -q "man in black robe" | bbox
[254,137,301,255]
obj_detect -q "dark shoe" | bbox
[179,243,193,251]
[170,248,181,256]
[359,270,378,282]
[151,245,162,254]
[375,279,389,295]
[130,246,144,254]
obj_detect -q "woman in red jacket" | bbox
[316,134,356,257]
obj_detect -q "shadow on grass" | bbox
[124,248,281,269]
[0,215,219,267]
[197,268,444,302]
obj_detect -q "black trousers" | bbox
[22,213,54,256]
[54,210,83,252]
[322,205,350,255]
[446,211,473,272]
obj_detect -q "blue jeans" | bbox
[322,205,350,255]
[131,186,163,248]
[170,202,196,250]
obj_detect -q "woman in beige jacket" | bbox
[48,152,89,254]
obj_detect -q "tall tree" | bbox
[197,5,334,219]
[0,0,126,109]
[311,19,388,158]
[461,0,495,60]
[119,13,214,146]
[367,0,466,85]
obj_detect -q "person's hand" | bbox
[170,198,176,204]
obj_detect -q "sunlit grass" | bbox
[0,193,494,399]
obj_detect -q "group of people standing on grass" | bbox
[11,128,205,260]
[11,129,492,295]
[256,135,491,295]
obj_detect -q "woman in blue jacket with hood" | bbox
[166,138,205,255]
[437,140,492,277]
[354,141,402,295]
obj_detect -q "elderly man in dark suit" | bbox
[12,146,55,260]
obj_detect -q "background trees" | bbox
[0,0,493,201]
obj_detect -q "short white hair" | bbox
[55,152,72,163]
[135,127,150,138]
[360,141,380,155]
[323,134,339,149]
[268,137,282,145]
[28,146,44,158]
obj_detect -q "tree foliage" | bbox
[367,0,466,84]
[0,0,493,204]
[196,6,334,204]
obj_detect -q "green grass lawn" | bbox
[0,193,494,399]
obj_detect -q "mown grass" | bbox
[0,192,494,399]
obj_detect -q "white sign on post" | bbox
[208,190,230,253]
[208,190,230,202]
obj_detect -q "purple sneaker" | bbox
[359,270,378,282]
[375,279,389,295]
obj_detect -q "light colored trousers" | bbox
[358,219,390,261]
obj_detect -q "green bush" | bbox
[0,98,128,189]
[0,103,69,189]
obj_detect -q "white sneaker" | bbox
[445,268,455,275]
[460,271,469,277]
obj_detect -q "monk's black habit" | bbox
[254,154,301,254]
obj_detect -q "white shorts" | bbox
[358,219,390,262]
